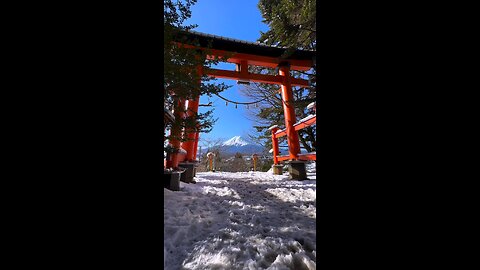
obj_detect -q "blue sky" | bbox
[185,0,269,143]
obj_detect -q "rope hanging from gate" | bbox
[213,93,267,106]
[214,92,313,108]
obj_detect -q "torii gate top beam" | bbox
[166,30,316,168]
[173,30,316,71]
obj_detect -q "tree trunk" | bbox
[298,130,312,152]
[304,127,316,152]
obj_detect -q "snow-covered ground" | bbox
[164,165,316,270]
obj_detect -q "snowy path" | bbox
[164,170,316,270]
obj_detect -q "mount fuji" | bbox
[222,136,250,147]
[220,136,265,155]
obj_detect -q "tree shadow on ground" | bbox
[164,173,317,270]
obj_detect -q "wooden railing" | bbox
[269,109,316,164]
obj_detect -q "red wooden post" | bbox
[180,66,202,162]
[167,98,187,169]
[269,126,280,165]
[278,64,300,160]
[192,128,200,161]
[180,96,199,161]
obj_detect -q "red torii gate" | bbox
[165,30,316,181]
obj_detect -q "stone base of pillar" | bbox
[272,164,283,175]
[287,161,308,180]
[179,163,196,183]
[163,171,181,191]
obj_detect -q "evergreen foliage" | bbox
[164,0,230,143]
[242,0,316,153]
[257,0,316,50]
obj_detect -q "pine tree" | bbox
[240,0,316,153]
[257,0,316,51]
[164,0,230,143]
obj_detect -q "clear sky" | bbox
[185,0,269,143]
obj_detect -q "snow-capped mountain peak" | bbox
[222,136,250,146]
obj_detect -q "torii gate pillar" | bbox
[180,96,200,161]
[166,97,187,169]
[178,67,201,183]
[278,63,301,159]
[278,63,307,180]
[178,96,199,183]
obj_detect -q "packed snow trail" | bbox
[164,170,316,270]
